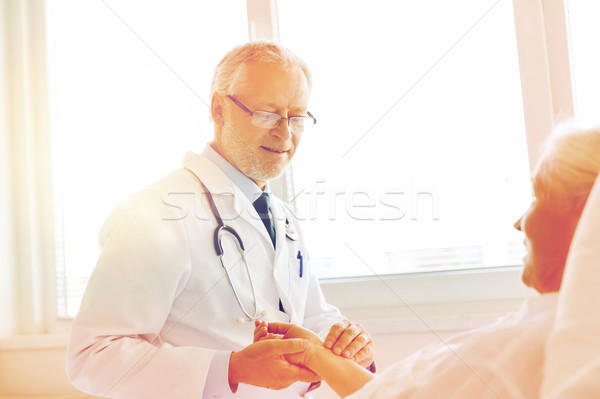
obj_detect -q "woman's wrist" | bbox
[303,340,375,397]
[305,342,329,372]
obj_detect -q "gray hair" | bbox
[209,40,312,114]
[536,124,600,203]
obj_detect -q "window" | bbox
[566,1,600,123]
[45,0,248,318]
[279,0,530,278]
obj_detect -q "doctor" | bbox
[66,41,375,398]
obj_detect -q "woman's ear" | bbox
[211,94,225,127]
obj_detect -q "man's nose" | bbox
[272,118,292,140]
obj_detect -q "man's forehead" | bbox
[237,62,297,82]
[234,62,310,106]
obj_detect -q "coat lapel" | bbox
[271,198,305,323]
[271,199,288,272]
[182,152,274,250]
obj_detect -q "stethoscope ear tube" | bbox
[190,169,244,256]
[215,225,245,255]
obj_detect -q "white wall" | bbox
[0,335,98,398]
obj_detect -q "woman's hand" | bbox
[324,320,375,368]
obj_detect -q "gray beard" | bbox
[221,126,288,183]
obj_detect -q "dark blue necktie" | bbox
[253,192,276,249]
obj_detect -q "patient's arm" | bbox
[306,340,375,397]
[259,322,375,397]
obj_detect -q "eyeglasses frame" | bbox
[226,95,317,130]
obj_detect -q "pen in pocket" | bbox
[297,250,303,278]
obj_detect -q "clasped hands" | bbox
[228,319,374,391]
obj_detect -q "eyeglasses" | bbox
[226,95,317,133]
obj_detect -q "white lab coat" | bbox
[66,152,344,398]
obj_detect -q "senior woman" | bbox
[254,125,600,398]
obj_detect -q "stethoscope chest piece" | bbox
[285,219,299,241]
[236,309,267,324]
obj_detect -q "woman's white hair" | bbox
[209,40,311,117]
[536,123,600,203]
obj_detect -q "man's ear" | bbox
[211,94,225,127]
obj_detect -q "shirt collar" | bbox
[202,144,269,203]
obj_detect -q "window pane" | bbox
[278,0,530,278]
[45,0,248,318]
[566,1,600,123]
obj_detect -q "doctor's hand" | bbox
[254,321,324,367]
[228,338,320,392]
[324,320,375,368]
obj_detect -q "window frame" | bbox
[1,0,574,335]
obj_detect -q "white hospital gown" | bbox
[349,293,557,399]
[541,177,600,398]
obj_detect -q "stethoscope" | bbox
[186,168,299,324]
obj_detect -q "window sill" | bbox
[319,265,537,333]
